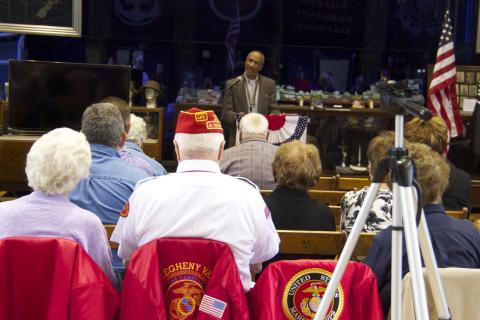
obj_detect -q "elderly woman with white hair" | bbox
[0,128,116,286]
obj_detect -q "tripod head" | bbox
[377,81,433,121]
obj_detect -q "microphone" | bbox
[226,76,242,90]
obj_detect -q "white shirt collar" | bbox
[176,160,221,173]
[244,72,258,82]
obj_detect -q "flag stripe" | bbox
[430,67,456,90]
[432,54,455,74]
[436,41,454,56]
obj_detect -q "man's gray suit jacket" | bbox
[221,74,278,147]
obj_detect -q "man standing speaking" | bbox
[221,50,278,147]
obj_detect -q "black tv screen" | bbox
[8,60,130,133]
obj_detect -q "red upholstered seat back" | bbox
[119,238,249,320]
[248,260,383,320]
[0,237,119,320]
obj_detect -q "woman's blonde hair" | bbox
[272,141,321,191]
[367,131,396,176]
[404,115,448,154]
[408,142,450,205]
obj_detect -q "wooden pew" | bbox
[0,191,17,202]
[445,207,469,220]
[277,230,342,256]
[329,205,342,228]
[312,176,337,191]
[470,180,480,211]
[260,190,347,206]
[307,190,346,205]
[277,229,376,259]
[335,175,370,191]
[104,224,118,249]
[344,232,376,257]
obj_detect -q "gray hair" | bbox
[239,113,268,137]
[174,133,224,160]
[127,113,147,146]
[26,128,91,195]
[81,103,124,147]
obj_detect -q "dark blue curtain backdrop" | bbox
[21,0,480,101]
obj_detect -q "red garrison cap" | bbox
[175,108,223,134]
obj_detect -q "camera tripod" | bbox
[314,115,451,320]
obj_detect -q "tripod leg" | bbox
[414,188,451,319]
[314,183,382,320]
[398,186,429,319]
[391,184,403,320]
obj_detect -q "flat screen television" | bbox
[8,60,130,133]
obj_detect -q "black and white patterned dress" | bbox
[340,186,393,234]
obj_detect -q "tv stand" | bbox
[0,104,165,192]
[0,135,38,192]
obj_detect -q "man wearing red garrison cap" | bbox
[112,108,280,291]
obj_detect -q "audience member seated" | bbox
[365,142,480,317]
[121,113,167,176]
[103,96,166,176]
[0,128,116,285]
[341,131,395,234]
[69,103,150,224]
[264,140,335,230]
[220,112,278,189]
[404,115,471,210]
[292,69,311,92]
[111,108,280,291]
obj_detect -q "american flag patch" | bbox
[199,294,227,318]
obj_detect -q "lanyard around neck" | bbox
[244,77,259,112]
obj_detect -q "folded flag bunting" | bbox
[235,114,308,146]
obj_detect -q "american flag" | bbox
[225,3,240,71]
[426,8,463,137]
[199,294,227,318]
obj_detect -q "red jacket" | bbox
[0,237,119,320]
[119,238,250,320]
[248,260,383,320]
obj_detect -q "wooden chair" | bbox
[277,230,342,256]
[335,175,370,191]
[104,224,118,249]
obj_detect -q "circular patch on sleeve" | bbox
[120,201,129,218]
